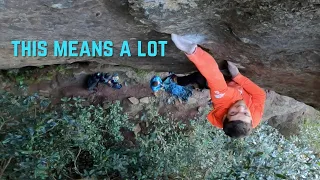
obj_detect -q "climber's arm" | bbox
[233,74,266,104]
[233,74,266,127]
[186,46,228,94]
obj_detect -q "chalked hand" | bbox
[227,61,240,78]
[171,34,197,55]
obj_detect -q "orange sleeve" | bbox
[186,46,228,99]
[233,74,266,127]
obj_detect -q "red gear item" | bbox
[186,46,266,129]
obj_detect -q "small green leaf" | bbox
[275,173,287,179]
[89,169,95,175]
[253,152,264,157]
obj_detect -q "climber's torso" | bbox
[207,81,254,129]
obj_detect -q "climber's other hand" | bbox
[171,34,197,55]
[227,61,240,78]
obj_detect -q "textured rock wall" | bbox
[0,0,319,108]
[128,0,320,108]
[263,90,319,137]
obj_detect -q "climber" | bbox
[171,34,266,138]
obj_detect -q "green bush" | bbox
[0,92,319,179]
[291,116,320,154]
[126,106,319,179]
[0,93,132,179]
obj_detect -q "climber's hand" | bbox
[171,34,197,55]
[265,89,272,99]
[227,61,240,78]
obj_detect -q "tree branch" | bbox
[0,157,13,179]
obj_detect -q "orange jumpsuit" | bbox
[186,47,266,129]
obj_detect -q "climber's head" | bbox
[223,100,252,138]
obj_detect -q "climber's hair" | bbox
[223,118,252,138]
[151,81,159,87]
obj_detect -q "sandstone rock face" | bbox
[263,90,319,137]
[0,0,319,109]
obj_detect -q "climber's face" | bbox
[227,100,252,124]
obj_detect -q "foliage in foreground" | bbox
[0,93,132,179]
[0,92,319,179]
[290,116,320,154]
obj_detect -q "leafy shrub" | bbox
[290,116,320,154]
[0,92,319,179]
[0,93,132,179]
[126,106,320,179]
